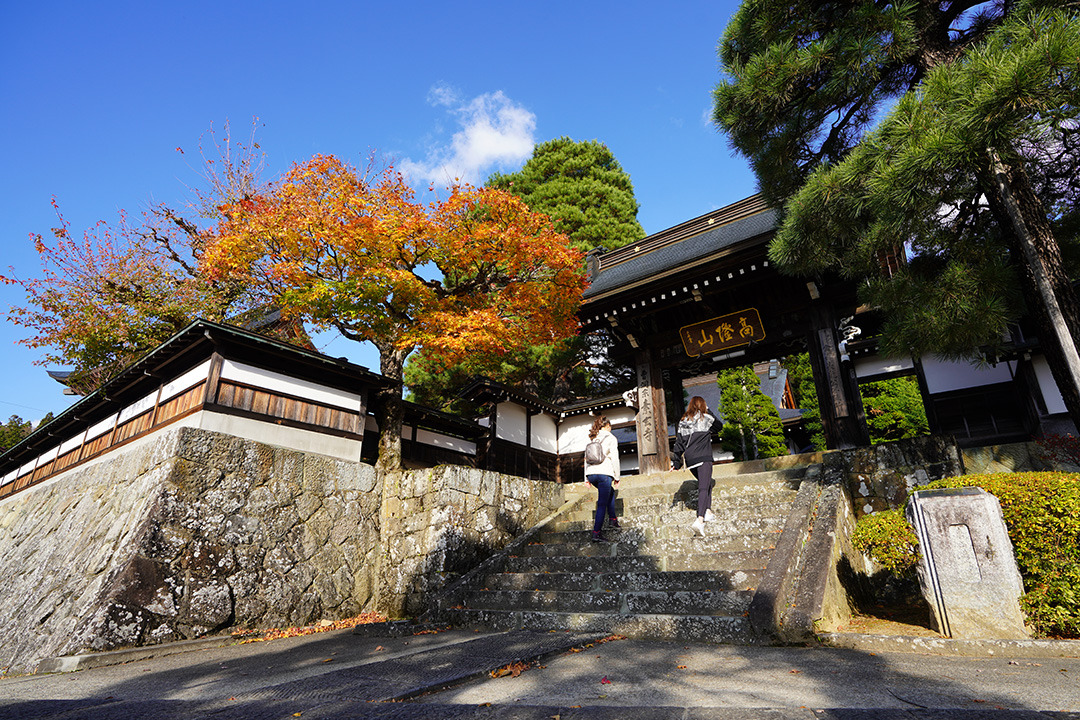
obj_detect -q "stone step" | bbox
[515,539,772,568]
[577,472,804,501]
[560,496,796,524]
[478,569,760,593]
[504,553,768,577]
[446,608,757,645]
[536,528,781,553]
[548,514,787,537]
[460,588,755,616]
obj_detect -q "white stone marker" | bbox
[905,486,1029,639]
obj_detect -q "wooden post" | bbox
[807,304,870,449]
[634,349,671,474]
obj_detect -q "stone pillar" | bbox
[906,487,1029,639]
[634,349,670,474]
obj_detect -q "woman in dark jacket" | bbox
[671,396,720,537]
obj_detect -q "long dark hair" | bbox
[588,415,610,439]
[681,396,709,421]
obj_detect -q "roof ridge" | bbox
[599,194,769,271]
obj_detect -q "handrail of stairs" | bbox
[748,455,852,644]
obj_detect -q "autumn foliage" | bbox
[1,200,243,387]
[3,121,265,391]
[206,154,583,371]
[204,154,584,468]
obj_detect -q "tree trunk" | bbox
[985,150,1080,432]
[374,344,409,474]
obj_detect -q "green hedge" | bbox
[852,472,1080,638]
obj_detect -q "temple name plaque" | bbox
[679,308,765,358]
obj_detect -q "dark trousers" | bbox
[587,474,616,532]
[694,462,714,518]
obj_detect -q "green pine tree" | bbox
[488,137,646,253]
[714,0,1080,430]
[717,365,787,460]
[783,353,826,452]
[860,376,930,443]
[0,415,33,453]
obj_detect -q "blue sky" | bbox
[1,0,756,423]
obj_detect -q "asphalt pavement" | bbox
[1,626,1079,719]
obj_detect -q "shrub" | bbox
[851,508,919,575]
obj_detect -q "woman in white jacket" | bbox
[583,415,620,542]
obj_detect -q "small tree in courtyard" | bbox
[717,365,787,460]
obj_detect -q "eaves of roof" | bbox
[583,203,778,304]
[0,319,392,471]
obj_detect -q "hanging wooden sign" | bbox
[679,308,765,357]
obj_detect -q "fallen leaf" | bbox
[790,669,802,674]
[322,658,333,663]
[491,661,531,678]
[375,646,384,651]
[677,665,687,669]
[600,676,611,684]
[238,612,389,644]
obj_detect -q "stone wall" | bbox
[960,441,1065,475]
[836,436,964,518]
[377,465,565,617]
[0,426,566,675]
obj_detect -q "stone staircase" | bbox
[444,459,817,644]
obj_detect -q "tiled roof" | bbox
[584,196,777,300]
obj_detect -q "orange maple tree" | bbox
[204,154,584,470]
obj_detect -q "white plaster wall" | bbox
[854,356,915,378]
[557,407,638,455]
[85,413,119,442]
[183,411,363,461]
[558,415,594,455]
[58,430,86,456]
[921,357,1014,394]
[160,359,211,402]
[220,360,364,411]
[531,413,557,453]
[118,389,159,424]
[495,402,528,445]
[1033,355,1068,415]
[606,407,637,426]
[415,428,476,455]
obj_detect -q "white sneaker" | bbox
[704,509,716,522]
[691,517,706,537]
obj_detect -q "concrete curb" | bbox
[35,633,246,674]
[818,631,1080,658]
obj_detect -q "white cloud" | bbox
[400,86,536,187]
